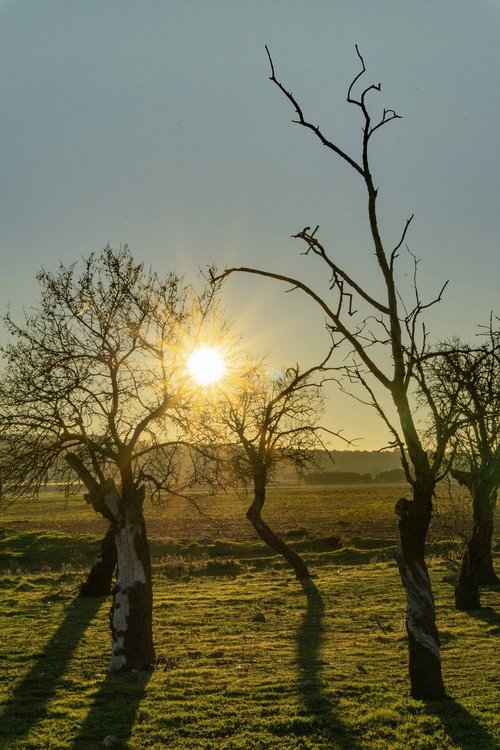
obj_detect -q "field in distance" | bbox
[0,481,467,541]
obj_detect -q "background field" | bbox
[1,483,499,750]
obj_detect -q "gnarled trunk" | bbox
[395,488,446,701]
[64,453,155,672]
[454,473,498,610]
[109,484,155,672]
[475,510,499,585]
[455,542,481,611]
[79,525,117,598]
[247,485,310,581]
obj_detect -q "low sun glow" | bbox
[187,345,226,386]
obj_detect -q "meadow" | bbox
[0,483,498,750]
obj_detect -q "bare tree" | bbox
[425,331,500,610]
[0,246,221,672]
[214,47,457,699]
[215,356,339,580]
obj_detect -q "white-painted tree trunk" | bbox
[64,454,155,673]
[109,510,154,672]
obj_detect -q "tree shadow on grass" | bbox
[296,579,363,750]
[71,670,151,749]
[0,528,102,574]
[426,605,500,750]
[425,698,500,750]
[0,596,104,747]
[466,605,500,628]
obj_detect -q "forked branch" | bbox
[265,45,365,177]
[294,226,390,315]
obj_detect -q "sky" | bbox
[1,0,499,449]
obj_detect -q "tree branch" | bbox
[265,45,365,177]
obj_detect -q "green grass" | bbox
[0,484,499,749]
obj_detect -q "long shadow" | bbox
[466,605,500,628]
[426,698,500,750]
[426,605,499,749]
[0,528,102,574]
[296,580,363,749]
[71,670,151,749]
[0,596,104,747]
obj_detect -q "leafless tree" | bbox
[215,355,340,580]
[214,46,458,700]
[424,330,500,610]
[0,246,222,672]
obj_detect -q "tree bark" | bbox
[64,453,155,672]
[453,472,499,611]
[468,490,498,586]
[109,484,155,672]
[395,490,446,701]
[455,544,481,611]
[247,486,311,581]
[79,525,117,598]
[475,511,499,585]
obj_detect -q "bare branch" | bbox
[391,215,414,271]
[214,265,392,390]
[294,227,390,314]
[265,45,365,177]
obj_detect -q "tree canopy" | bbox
[0,245,221,503]
[0,245,224,672]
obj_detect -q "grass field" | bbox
[0,484,499,749]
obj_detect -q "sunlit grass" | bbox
[0,560,498,749]
[0,486,498,749]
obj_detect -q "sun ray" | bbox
[187,345,226,386]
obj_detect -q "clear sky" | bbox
[1,1,499,448]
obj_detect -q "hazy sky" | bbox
[1,1,499,448]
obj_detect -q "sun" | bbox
[187,345,226,386]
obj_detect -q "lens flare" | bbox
[187,345,226,385]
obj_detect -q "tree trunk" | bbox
[109,484,155,672]
[453,472,499,611]
[455,540,481,611]
[476,518,499,586]
[64,453,155,672]
[395,489,446,701]
[471,489,498,586]
[455,496,499,611]
[79,525,117,598]
[247,486,311,581]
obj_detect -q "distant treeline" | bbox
[294,448,403,475]
[305,468,406,484]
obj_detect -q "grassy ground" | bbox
[0,484,499,749]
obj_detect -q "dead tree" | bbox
[0,246,221,672]
[216,356,340,580]
[214,47,456,700]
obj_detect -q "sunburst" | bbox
[187,345,226,386]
